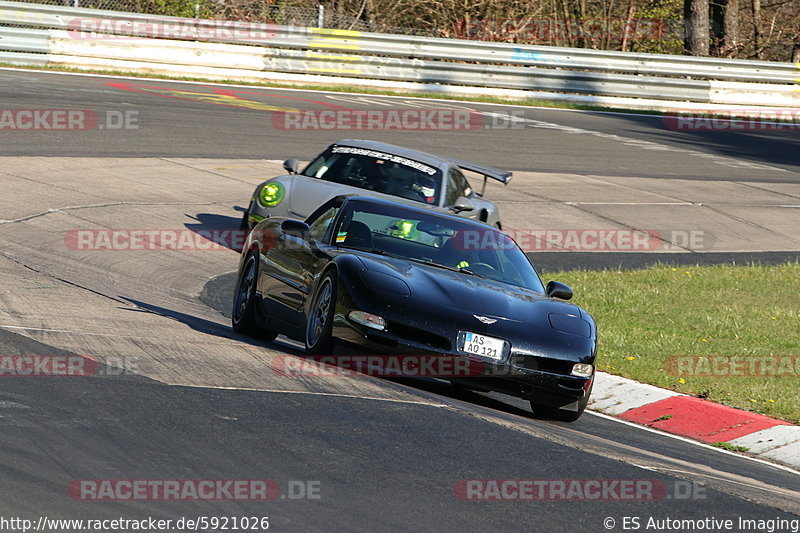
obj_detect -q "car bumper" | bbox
[331,316,593,407]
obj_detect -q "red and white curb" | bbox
[589,372,800,469]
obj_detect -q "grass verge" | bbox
[542,262,800,424]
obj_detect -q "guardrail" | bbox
[0,0,797,108]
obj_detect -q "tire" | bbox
[305,270,337,355]
[232,252,278,341]
[238,211,250,252]
[530,381,593,422]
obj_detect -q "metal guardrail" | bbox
[0,0,797,106]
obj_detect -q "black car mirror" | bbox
[452,196,475,213]
[546,281,573,300]
[281,219,312,241]
[283,158,299,174]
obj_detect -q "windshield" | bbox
[334,201,545,292]
[302,146,442,205]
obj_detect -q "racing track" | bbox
[0,68,799,531]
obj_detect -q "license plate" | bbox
[460,332,505,361]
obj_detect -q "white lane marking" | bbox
[632,464,800,499]
[565,201,695,206]
[0,325,124,337]
[586,410,800,476]
[0,401,31,409]
[178,384,449,407]
[483,111,787,172]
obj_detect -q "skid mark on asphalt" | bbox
[156,157,278,185]
[176,384,450,407]
[0,201,231,225]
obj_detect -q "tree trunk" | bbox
[752,0,763,58]
[621,0,636,51]
[711,0,738,56]
[684,0,710,55]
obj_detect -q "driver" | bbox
[411,175,437,204]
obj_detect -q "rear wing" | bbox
[450,159,512,196]
[450,159,512,185]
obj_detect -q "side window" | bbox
[302,149,339,179]
[308,206,339,243]
[445,168,469,205]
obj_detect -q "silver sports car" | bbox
[241,139,511,231]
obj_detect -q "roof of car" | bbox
[332,139,452,169]
[333,139,512,183]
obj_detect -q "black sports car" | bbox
[233,195,597,421]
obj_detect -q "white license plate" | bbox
[460,332,505,361]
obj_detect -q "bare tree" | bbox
[684,0,710,55]
[711,0,738,55]
[752,0,764,57]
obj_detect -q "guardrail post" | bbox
[317,5,324,28]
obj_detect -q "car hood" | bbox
[285,175,436,218]
[286,176,353,217]
[355,253,586,323]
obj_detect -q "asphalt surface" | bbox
[0,68,799,531]
[0,69,798,180]
[2,327,800,531]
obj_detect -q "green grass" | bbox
[542,262,800,424]
[711,442,750,453]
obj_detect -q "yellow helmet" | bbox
[390,219,419,240]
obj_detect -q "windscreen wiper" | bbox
[414,259,477,276]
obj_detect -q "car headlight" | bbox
[571,363,594,377]
[360,270,411,296]
[548,313,591,337]
[258,182,285,207]
[348,310,386,331]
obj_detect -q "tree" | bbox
[711,0,738,56]
[684,0,710,55]
[752,0,763,58]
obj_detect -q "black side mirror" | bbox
[283,158,299,174]
[280,219,312,241]
[546,281,573,300]
[451,196,475,213]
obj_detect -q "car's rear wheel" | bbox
[530,382,592,422]
[305,271,336,355]
[232,252,278,341]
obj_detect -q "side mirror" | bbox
[546,281,573,300]
[451,196,475,213]
[283,158,299,175]
[280,219,312,241]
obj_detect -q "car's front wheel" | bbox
[232,252,278,341]
[305,270,336,355]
